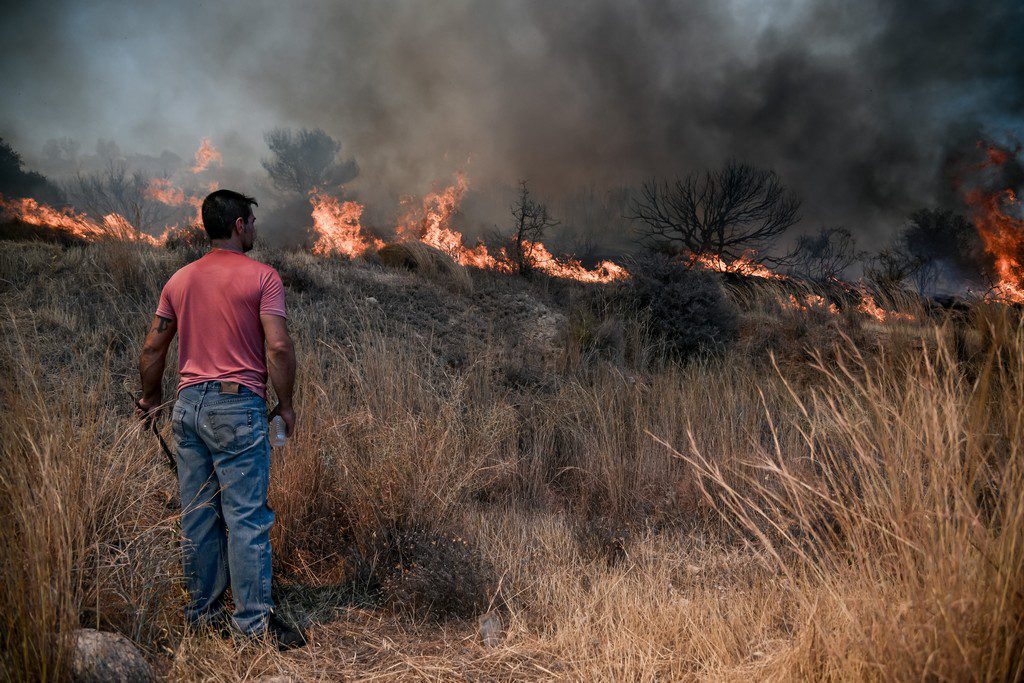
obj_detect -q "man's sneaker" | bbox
[266,613,307,651]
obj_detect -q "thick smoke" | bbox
[0,0,1021,245]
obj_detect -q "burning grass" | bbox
[1,239,1022,681]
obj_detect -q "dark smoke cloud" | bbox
[1,0,1021,244]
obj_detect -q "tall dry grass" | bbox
[664,310,1024,679]
[1,239,1021,680]
[1,317,181,681]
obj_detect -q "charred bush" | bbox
[375,526,496,621]
[618,254,738,360]
[161,223,207,262]
[261,249,333,295]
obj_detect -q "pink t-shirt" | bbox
[156,249,287,398]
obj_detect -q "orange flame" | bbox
[309,191,383,257]
[0,195,162,245]
[526,242,629,282]
[961,142,1024,303]
[782,293,839,315]
[856,288,913,323]
[191,138,222,174]
[396,174,496,265]
[392,174,628,282]
[146,177,186,205]
[690,252,786,279]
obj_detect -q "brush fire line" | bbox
[0,191,922,323]
[3,140,1021,304]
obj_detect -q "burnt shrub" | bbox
[162,223,207,262]
[618,254,738,360]
[260,249,334,295]
[375,526,496,621]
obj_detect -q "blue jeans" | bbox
[171,381,274,634]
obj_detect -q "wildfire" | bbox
[396,174,502,269]
[309,191,383,257]
[962,142,1024,303]
[690,252,786,279]
[147,177,207,224]
[391,174,628,282]
[527,242,629,282]
[783,293,839,315]
[191,138,222,174]
[0,195,161,245]
[856,288,913,323]
[146,178,186,205]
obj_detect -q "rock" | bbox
[71,628,155,683]
[477,611,503,647]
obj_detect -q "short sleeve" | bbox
[260,270,287,318]
[155,280,176,320]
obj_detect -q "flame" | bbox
[783,293,839,315]
[690,252,786,279]
[0,195,161,245]
[961,142,1024,303]
[191,138,222,174]
[396,174,498,265]
[146,178,186,205]
[392,174,627,282]
[147,176,205,224]
[778,287,913,323]
[526,242,629,282]
[309,191,383,257]
[856,288,913,323]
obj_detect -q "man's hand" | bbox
[269,403,296,437]
[135,396,161,429]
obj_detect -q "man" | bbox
[136,189,304,649]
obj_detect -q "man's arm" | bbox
[262,313,297,436]
[137,315,177,420]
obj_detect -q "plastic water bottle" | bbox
[270,415,287,448]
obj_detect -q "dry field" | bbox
[1,239,1022,681]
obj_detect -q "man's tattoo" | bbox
[156,316,172,333]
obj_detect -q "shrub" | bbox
[375,526,496,621]
[378,241,473,294]
[260,248,334,295]
[161,223,207,262]
[618,254,738,360]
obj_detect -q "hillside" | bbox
[1,239,1021,681]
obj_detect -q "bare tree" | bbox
[261,127,358,195]
[864,247,922,290]
[784,226,865,281]
[627,160,801,265]
[68,159,174,230]
[509,180,559,276]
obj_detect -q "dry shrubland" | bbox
[1,239,1021,681]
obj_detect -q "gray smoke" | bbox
[1,0,1021,246]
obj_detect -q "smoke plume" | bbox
[0,0,1021,244]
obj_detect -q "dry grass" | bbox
[1,239,1021,681]
[378,241,473,294]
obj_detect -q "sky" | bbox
[1,0,1022,245]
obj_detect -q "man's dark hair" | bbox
[201,189,258,240]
